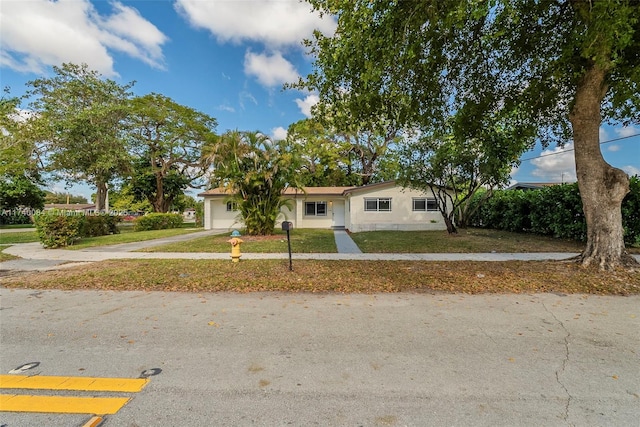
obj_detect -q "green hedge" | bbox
[34,213,85,248]
[1,210,32,225]
[134,213,183,231]
[468,176,640,246]
[82,215,121,237]
[34,212,121,248]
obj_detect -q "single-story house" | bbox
[43,203,97,214]
[198,181,451,232]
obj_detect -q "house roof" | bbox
[198,181,443,198]
[198,186,356,197]
[343,180,397,194]
[283,186,356,196]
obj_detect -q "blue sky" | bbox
[1,0,638,200]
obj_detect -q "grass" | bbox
[139,229,337,253]
[0,251,19,262]
[143,228,588,254]
[350,229,590,253]
[0,224,35,229]
[66,226,203,250]
[2,259,638,295]
[2,228,638,295]
[0,231,39,244]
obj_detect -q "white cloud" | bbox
[218,104,235,113]
[239,91,258,110]
[295,94,319,118]
[530,143,576,183]
[175,0,336,48]
[614,125,640,138]
[271,126,288,141]
[623,165,640,177]
[244,51,299,87]
[0,0,167,77]
[607,144,621,152]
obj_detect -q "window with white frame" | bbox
[305,201,327,216]
[364,198,391,212]
[413,198,438,212]
[226,201,238,211]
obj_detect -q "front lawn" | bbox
[66,226,203,250]
[141,228,590,254]
[139,229,337,253]
[0,231,40,244]
[350,228,587,253]
[2,259,638,295]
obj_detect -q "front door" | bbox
[331,200,345,228]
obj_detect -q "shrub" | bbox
[0,210,32,225]
[33,212,84,248]
[469,178,640,246]
[195,202,204,228]
[82,215,121,237]
[134,213,183,231]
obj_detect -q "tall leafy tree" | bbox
[398,122,528,234]
[0,93,40,178]
[0,175,45,210]
[205,130,301,235]
[25,63,133,210]
[106,184,152,213]
[287,118,355,186]
[44,192,87,205]
[127,93,217,213]
[0,92,45,212]
[287,118,400,186]
[301,0,640,269]
[345,127,398,185]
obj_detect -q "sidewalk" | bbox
[1,229,637,274]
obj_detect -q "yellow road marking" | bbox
[0,394,129,414]
[0,375,148,392]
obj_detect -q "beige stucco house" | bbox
[199,181,450,232]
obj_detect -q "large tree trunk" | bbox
[95,181,108,211]
[569,65,636,270]
[152,172,168,213]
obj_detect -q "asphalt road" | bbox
[1,289,639,426]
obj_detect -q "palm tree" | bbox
[204,130,301,235]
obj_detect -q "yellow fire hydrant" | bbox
[227,237,243,262]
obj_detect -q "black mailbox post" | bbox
[281,222,293,271]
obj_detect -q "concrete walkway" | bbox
[333,229,362,254]
[2,229,638,274]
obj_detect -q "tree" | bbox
[287,118,355,186]
[302,0,640,269]
[344,127,398,185]
[127,94,217,213]
[44,192,87,205]
[0,93,40,179]
[106,184,152,213]
[25,63,133,211]
[287,118,400,186]
[0,175,45,210]
[398,123,527,233]
[205,130,301,235]
[0,91,45,214]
